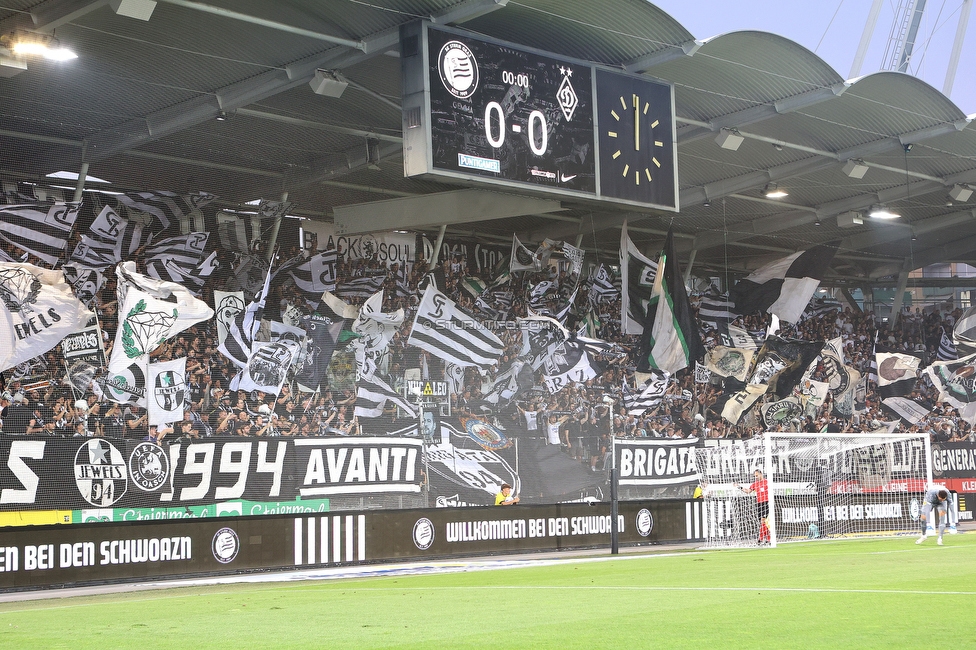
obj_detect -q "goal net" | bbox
[694,433,931,548]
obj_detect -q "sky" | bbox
[654,0,976,114]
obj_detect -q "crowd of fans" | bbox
[1,236,975,458]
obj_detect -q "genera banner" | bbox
[0,500,698,590]
[932,441,976,494]
[0,437,424,511]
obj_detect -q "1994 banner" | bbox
[0,437,424,511]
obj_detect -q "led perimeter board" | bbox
[400,21,678,212]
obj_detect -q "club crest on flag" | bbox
[462,417,510,450]
[153,369,186,413]
[0,267,41,313]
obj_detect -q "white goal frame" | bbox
[695,432,932,548]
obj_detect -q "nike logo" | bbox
[560,173,577,183]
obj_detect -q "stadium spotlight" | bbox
[215,111,228,121]
[761,182,788,199]
[868,204,900,220]
[3,31,77,61]
[110,0,157,21]
[310,69,349,98]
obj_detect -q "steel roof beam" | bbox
[81,0,507,163]
[622,39,703,73]
[676,82,849,144]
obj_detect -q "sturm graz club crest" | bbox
[128,441,170,491]
[154,369,186,414]
[74,439,128,506]
[412,518,435,550]
[212,527,240,564]
[437,40,478,100]
[636,508,654,537]
[122,299,178,359]
[0,267,41,314]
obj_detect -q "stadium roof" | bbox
[1,0,975,287]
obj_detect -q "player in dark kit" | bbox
[739,469,771,545]
[916,486,950,546]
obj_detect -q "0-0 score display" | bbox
[424,25,597,194]
[401,22,677,210]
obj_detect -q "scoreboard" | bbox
[400,21,678,211]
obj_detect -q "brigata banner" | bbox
[0,437,424,512]
[0,500,700,590]
[614,438,700,498]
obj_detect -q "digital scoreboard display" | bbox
[401,22,677,211]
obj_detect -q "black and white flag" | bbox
[278,249,338,297]
[588,264,618,304]
[119,190,214,233]
[622,370,670,415]
[730,243,838,323]
[938,327,958,361]
[106,263,214,405]
[336,272,385,301]
[62,264,106,309]
[70,235,117,269]
[619,221,659,335]
[726,324,766,350]
[0,263,93,372]
[953,305,976,357]
[219,266,271,371]
[408,284,504,369]
[0,202,80,267]
[510,234,540,272]
[147,357,187,426]
[352,290,404,380]
[217,211,259,253]
[354,374,417,419]
[698,289,736,329]
[875,350,921,398]
[144,232,210,282]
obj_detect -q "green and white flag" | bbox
[105,262,214,405]
[637,230,705,375]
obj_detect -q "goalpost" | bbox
[694,433,932,548]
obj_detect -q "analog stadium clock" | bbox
[595,68,676,208]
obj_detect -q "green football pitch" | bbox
[2,535,974,649]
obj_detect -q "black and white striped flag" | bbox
[354,374,417,419]
[938,327,958,361]
[867,331,879,384]
[277,249,337,296]
[145,233,209,283]
[801,296,843,320]
[622,370,670,415]
[336,272,385,301]
[119,191,215,234]
[698,289,736,328]
[408,284,504,368]
[162,251,219,295]
[587,264,618,304]
[70,235,117,269]
[0,202,80,267]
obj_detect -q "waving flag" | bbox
[0,263,93,372]
[619,221,659,335]
[408,284,504,369]
[730,243,838,323]
[0,202,79,267]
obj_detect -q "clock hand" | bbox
[633,94,639,152]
